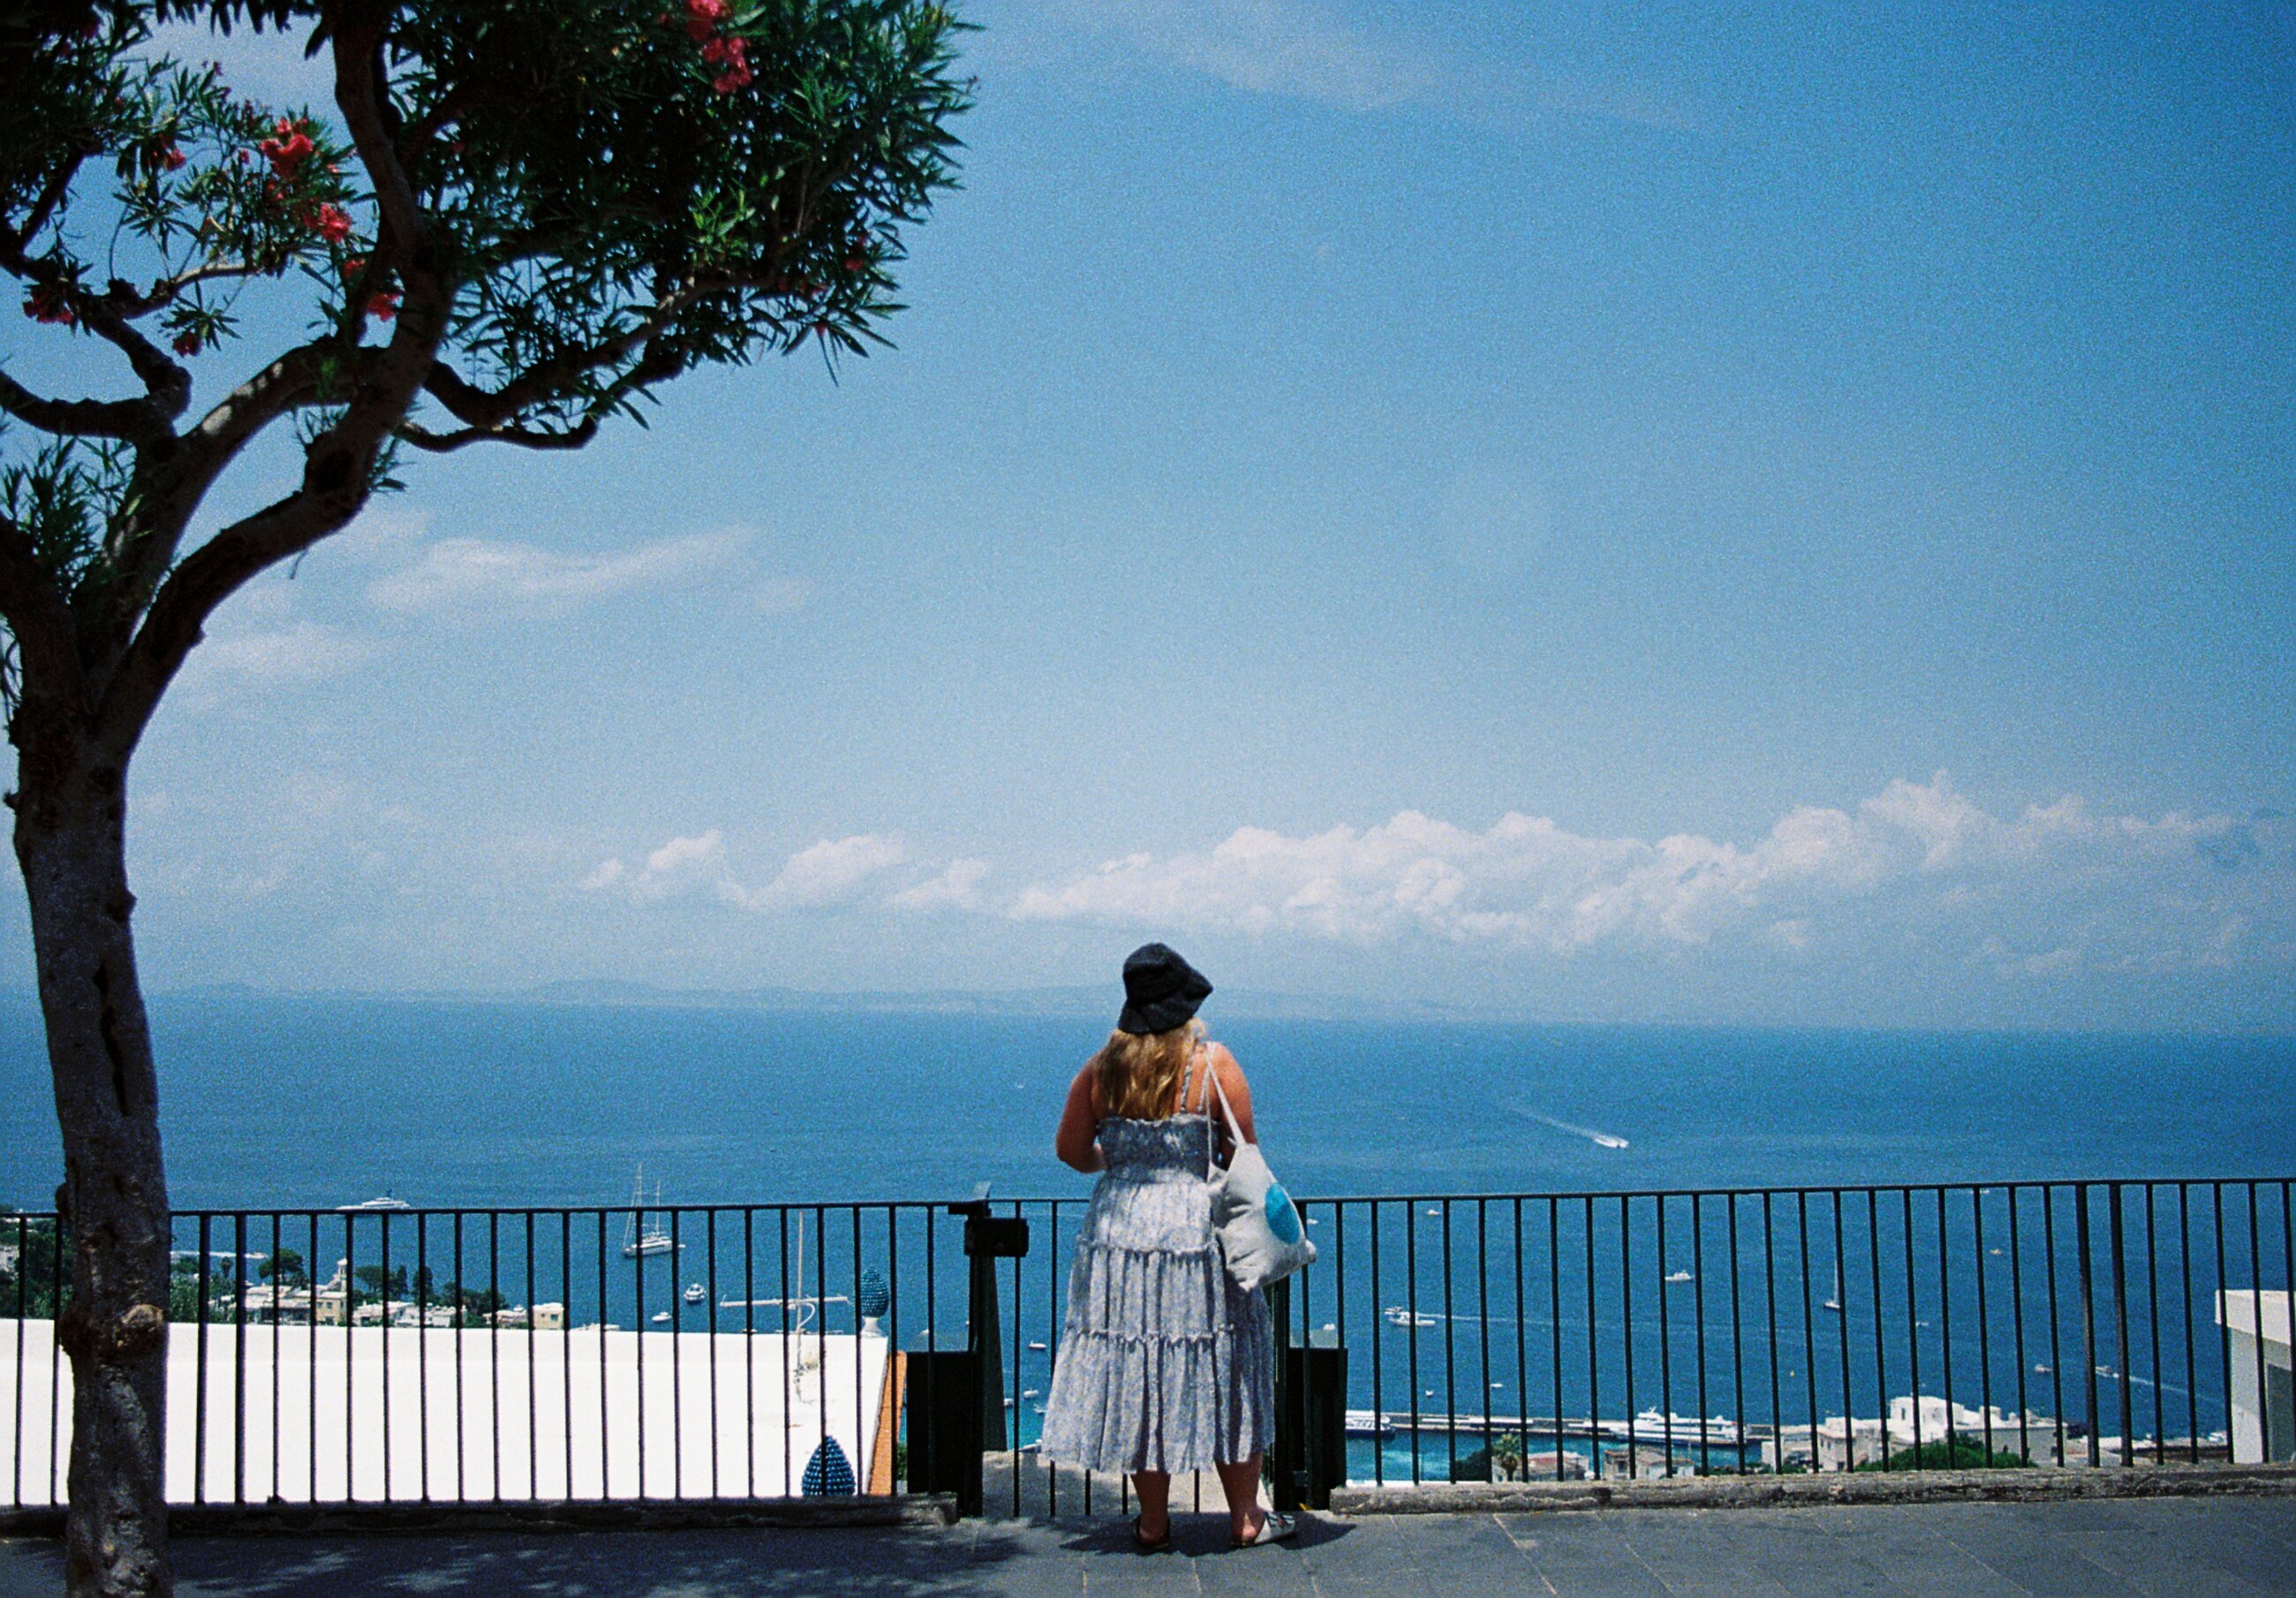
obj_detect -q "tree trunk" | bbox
[12,734,172,1598]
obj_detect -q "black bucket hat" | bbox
[1116,943,1212,1036]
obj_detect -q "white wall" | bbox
[0,1320,888,1505]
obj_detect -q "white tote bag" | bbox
[1203,1062,1317,1292]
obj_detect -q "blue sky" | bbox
[3,1,2290,1029]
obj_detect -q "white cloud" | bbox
[1005,776,2294,976]
[173,584,375,708]
[892,858,992,913]
[1051,0,1434,111]
[1031,0,1695,132]
[583,829,931,913]
[580,829,724,902]
[754,577,812,615]
[368,529,745,615]
[647,832,726,876]
[724,833,910,911]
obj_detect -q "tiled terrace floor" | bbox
[4,1496,2294,1595]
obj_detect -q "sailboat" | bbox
[621,1164,676,1259]
[1822,1260,1843,1313]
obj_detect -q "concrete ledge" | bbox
[1328,1463,2296,1516]
[0,1493,959,1540]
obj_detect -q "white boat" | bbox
[1384,1306,1439,1328]
[336,1195,411,1212]
[1664,1270,1693,1284]
[683,1282,706,1305]
[1026,1340,1048,1352]
[649,1310,671,1324]
[1590,1133,1629,1150]
[621,1165,676,1258]
[1021,1388,1041,1399]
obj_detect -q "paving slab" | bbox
[1,1495,2291,1597]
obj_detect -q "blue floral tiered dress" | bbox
[1037,1066,1276,1474]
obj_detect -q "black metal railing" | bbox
[0,1178,2288,1518]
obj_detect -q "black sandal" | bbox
[1131,1514,1173,1554]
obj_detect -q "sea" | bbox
[3,994,2291,1481]
[3,991,2290,1210]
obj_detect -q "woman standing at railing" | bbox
[1037,944,1295,1552]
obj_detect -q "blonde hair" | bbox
[1093,1018,1205,1121]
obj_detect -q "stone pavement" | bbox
[4,1496,2295,1595]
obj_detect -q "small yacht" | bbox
[621,1164,676,1258]
[1384,1306,1439,1328]
[1021,1387,1041,1399]
[1026,1339,1048,1352]
[1664,1270,1693,1284]
[650,1310,671,1324]
[336,1195,411,1212]
[683,1282,706,1305]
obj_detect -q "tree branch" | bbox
[95,340,353,627]
[0,240,192,424]
[0,371,160,442]
[96,14,453,759]
[92,489,338,758]
[110,260,263,320]
[332,4,430,268]
[0,516,90,716]
[397,417,598,452]
[422,287,697,430]
[2,150,88,260]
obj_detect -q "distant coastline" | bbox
[48,981,2285,1039]
[140,978,1499,1027]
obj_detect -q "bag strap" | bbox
[1204,1051,1248,1148]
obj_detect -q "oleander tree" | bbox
[0,3,968,1592]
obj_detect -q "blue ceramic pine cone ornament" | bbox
[857,1267,890,1320]
[801,1436,856,1496]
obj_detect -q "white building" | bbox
[0,1318,892,1505]
[2217,1290,2292,1463]
[1767,1395,2051,1472]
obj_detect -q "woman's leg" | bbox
[1214,1454,1265,1541]
[1131,1470,1171,1539]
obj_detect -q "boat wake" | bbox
[1517,1109,1629,1150]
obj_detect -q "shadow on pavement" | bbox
[1,1525,1040,1598]
[1056,1511,1354,1560]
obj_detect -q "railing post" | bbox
[1270,1278,1297,1510]
[953,1200,1028,1452]
[1266,1275,1345,1510]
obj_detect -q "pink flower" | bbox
[684,0,727,41]
[710,39,753,92]
[366,291,399,321]
[161,145,186,171]
[258,122,314,177]
[306,202,354,244]
[22,284,73,327]
[172,331,201,357]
